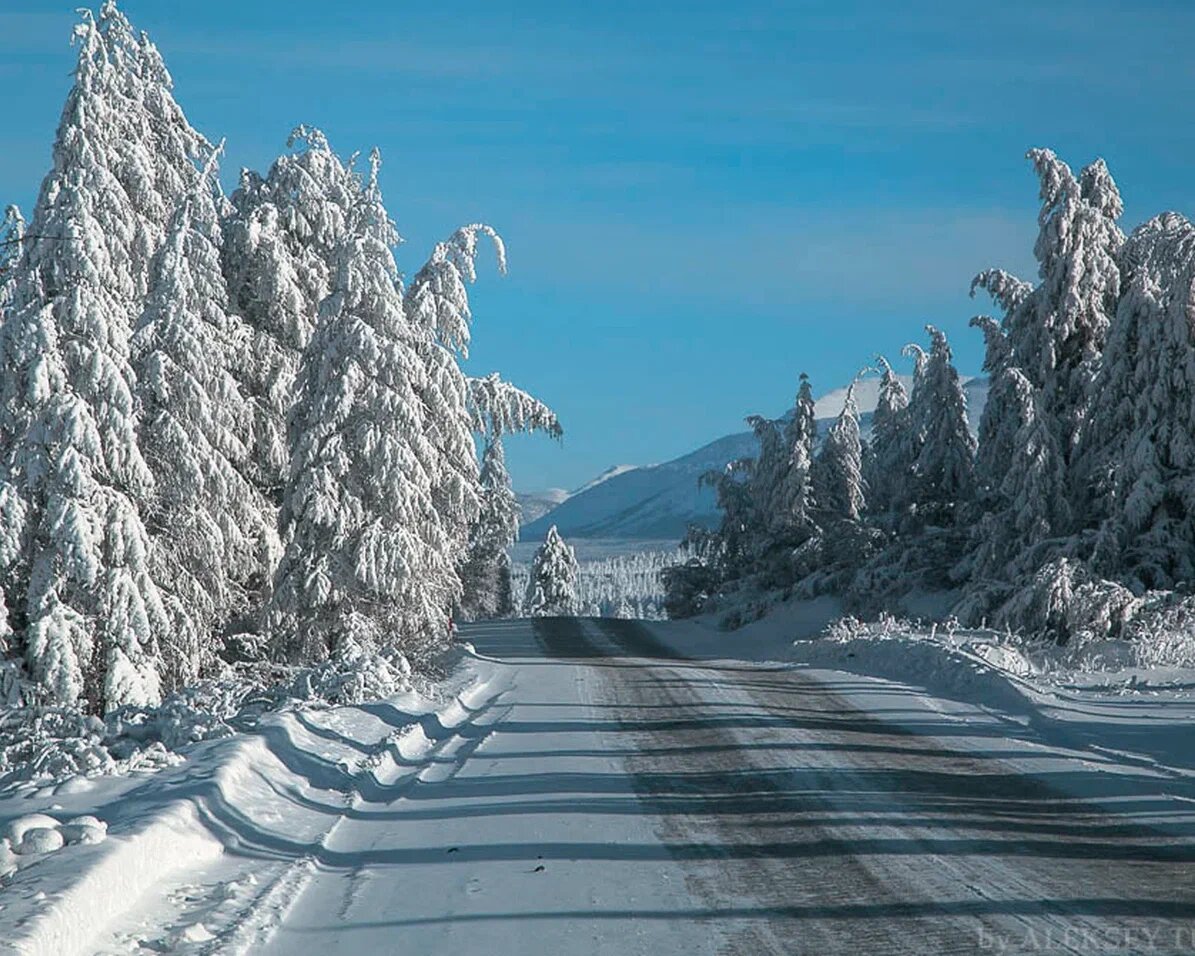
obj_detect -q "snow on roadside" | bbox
[0,652,508,956]
[787,618,1195,780]
[646,597,1195,788]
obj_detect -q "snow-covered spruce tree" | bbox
[907,326,975,517]
[973,151,1123,528]
[524,526,579,617]
[131,153,272,689]
[456,380,561,621]
[1014,151,1123,416]
[968,314,1019,507]
[775,374,818,535]
[222,126,359,504]
[404,228,562,623]
[814,382,865,521]
[1078,213,1195,588]
[745,413,786,537]
[0,2,212,710]
[458,438,520,621]
[271,151,458,661]
[864,356,910,516]
[966,366,1070,582]
[0,206,24,299]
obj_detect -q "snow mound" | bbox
[17,826,64,855]
[5,812,61,845]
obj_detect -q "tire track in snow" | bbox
[572,617,1195,955]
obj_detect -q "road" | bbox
[247,616,1195,955]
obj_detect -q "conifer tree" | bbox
[909,326,975,513]
[222,126,359,503]
[131,153,271,688]
[1079,213,1195,587]
[969,367,1069,577]
[815,382,865,521]
[745,412,786,537]
[864,357,910,515]
[271,151,457,660]
[459,439,521,621]
[0,206,23,300]
[969,314,1019,507]
[524,526,579,617]
[772,374,817,536]
[0,2,209,709]
[978,151,1123,482]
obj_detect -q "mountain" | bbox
[516,488,571,524]
[522,376,988,542]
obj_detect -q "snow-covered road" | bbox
[10,616,1195,954]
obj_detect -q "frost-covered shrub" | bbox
[990,559,1140,642]
[0,709,116,788]
[822,612,915,642]
[0,638,414,792]
[661,559,719,619]
[1123,594,1195,667]
[284,639,412,706]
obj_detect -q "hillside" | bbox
[522,376,988,542]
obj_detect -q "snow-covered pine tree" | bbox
[976,152,1123,489]
[745,412,785,538]
[458,438,521,621]
[402,227,511,601]
[402,225,563,626]
[967,366,1069,578]
[1078,213,1195,588]
[908,326,975,515]
[524,526,579,617]
[271,150,458,660]
[0,2,210,710]
[864,356,910,515]
[814,382,865,521]
[222,126,359,504]
[131,151,272,689]
[0,206,24,299]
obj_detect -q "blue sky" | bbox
[4,1,1195,491]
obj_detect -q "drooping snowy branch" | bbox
[970,269,1032,316]
[405,224,507,357]
[467,373,563,440]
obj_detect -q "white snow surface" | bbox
[657,600,1195,787]
[3,606,1195,953]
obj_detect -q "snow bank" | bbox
[648,604,1195,785]
[785,617,1195,781]
[9,801,222,956]
[0,650,501,955]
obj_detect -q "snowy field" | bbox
[508,537,678,564]
[3,607,1195,954]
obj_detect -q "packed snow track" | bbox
[9,617,1195,955]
